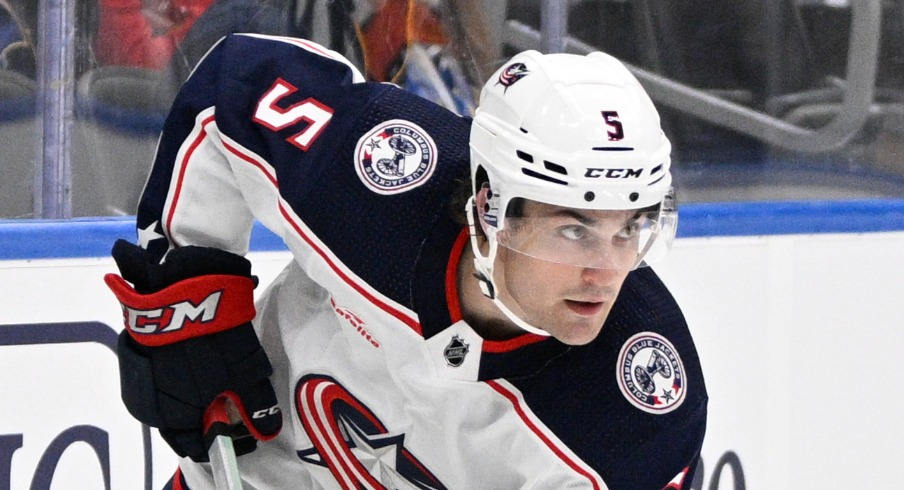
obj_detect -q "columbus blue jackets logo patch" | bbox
[496,62,528,92]
[443,335,470,367]
[354,119,437,195]
[295,375,447,489]
[616,332,686,414]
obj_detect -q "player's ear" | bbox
[474,185,493,236]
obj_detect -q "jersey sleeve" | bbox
[611,397,707,489]
[134,33,377,263]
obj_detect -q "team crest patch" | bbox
[354,119,437,195]
[616,332,686,414]
[496,62,528,92]
[443,335,470,367]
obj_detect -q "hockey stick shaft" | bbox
[204,397,244,490]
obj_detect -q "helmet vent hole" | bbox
[584,192,595,202]
[592,146,634,152]
[516,150,534,163]
[651,164,663,175]
[543,161,567,175]
[629,192,640,202]
[519,127,529,134]
[648,175,665,186]
[521,168,568,185]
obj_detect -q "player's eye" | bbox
[615,220,640,240]
[558,224,588,241]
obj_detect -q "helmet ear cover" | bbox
[473,183,499,237]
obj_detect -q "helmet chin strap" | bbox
[485,280,552,337]
[466,198,551,337]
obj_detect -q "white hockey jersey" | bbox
[136,34,707,490]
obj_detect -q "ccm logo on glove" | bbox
[252,405,281,419]
[105,274,256,347]
[123,290,222,334]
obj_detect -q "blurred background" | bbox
[1,0,903,219]
[2,3,903,489]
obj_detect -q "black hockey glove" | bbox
[105,239,281,462]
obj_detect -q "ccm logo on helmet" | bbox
[584,168,644,179]
[124,291,222,334]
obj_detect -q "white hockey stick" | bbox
[204,397,244,490]
[209,434,242,490]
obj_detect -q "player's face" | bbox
[492,202,637,345]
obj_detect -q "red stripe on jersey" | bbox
[165,114,216,245]
[262,35,363,81]
[445,228,469,322]
[485,380,603,490]
[220,138,278,186]
[280,37,334,58]
[276,201,423,335]
[483,333,547,353]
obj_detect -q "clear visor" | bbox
[493,196,676,271]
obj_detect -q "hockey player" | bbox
[106,33,707,489]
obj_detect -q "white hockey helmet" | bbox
[466,50,677,335]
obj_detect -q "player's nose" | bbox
[579,265,620,286]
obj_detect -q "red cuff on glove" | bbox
[105,273,256,347]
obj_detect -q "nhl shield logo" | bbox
[616,332,686,414]
[354,119,437,195]
[443,335,470,367]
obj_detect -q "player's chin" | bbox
[549,319,605,346]
[549,303,610,345]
